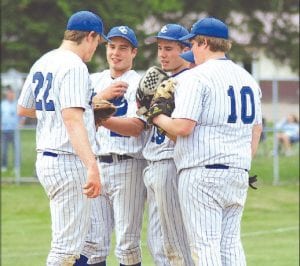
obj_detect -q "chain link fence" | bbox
[1,69,299,185]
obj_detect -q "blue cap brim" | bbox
[180,51,195,63]
[179,33,196,41]
[145,35,190,47]
[107,34,137,47]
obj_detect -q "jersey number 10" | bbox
[227,86,255,124]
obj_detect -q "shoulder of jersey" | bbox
[120,70,141,91]
[175,68,193,81]
[90,69,110,83]
[123,69,141,81]
[226,60,258,82]
[32,49,86,73]
[193,59,219,77]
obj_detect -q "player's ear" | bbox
[87,31,97,42]
[132,47,138,58]
[201,38,208,47]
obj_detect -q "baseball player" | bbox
[142,24,194,265]
[75,26,147,266]
[17,11,107,266]
[152,17,263,265]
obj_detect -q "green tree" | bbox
[1,0,69,71]
[142,0,299,73]
[1,0,299,73]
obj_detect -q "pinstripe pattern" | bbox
[144,159,193,266]
[18,49,97,154]
[18,76,36,108]
[18,48,97,265]
[91,70,145,158]
[171,58,262,265]
[178,167,248,266]
[142,126,175,161]
[172,59,262,172]
[145,171,171,266]
[81,194,113,263]
[81,69,147,265]
[107,159,146,264]
[82,159,147,265]
[143,71,194,265]
[36,153,92,265]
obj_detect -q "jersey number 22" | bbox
[33,72,55,111]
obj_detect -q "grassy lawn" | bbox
[242,185,299,266]
[2,183,298,266]
[1,128,299,265]
[1,183,153,266]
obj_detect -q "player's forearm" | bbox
[101,117,144,137]
[153,114,195,137]
[17,105,36,118]
[251,124,263,158]
[62,108,97,169]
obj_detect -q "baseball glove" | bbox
[136,66,169,116]
[92,97,116,128]
[147,78,177,125]
[249,174,258,189]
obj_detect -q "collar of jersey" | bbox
[171,67,189,77]
[217,56,229,60]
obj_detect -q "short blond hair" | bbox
[194,35,232,53]
[63,30,98,44]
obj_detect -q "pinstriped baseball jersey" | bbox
[142,126,174,161]
[82,68,147,264]
[142,71,188,161]
[142,69,194,265]
[18,47,99,265]
[90,70,145,158]
[172,58,262,171]
[18,48,97,155]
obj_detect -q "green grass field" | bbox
[1,129,299,266]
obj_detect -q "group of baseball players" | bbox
[17,9,262,266]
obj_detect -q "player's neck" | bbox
[170,62,190,76]
[59,41,85,60]
[205,51,226,62]
[110,67,131,79]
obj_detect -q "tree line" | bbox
[1,0,299,73]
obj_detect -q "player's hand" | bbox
[97,81,128,100]
[83,164,101,198]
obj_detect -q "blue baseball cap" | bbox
[145,24,191,47]
[180,50,195,64]
[107,26,138,48]
[180,17,229,41]
[67,11,109,41]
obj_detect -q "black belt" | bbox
[43,151,58,157]
[205,164,229,169]
[205,164,248,172]
[98,154,133,163]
